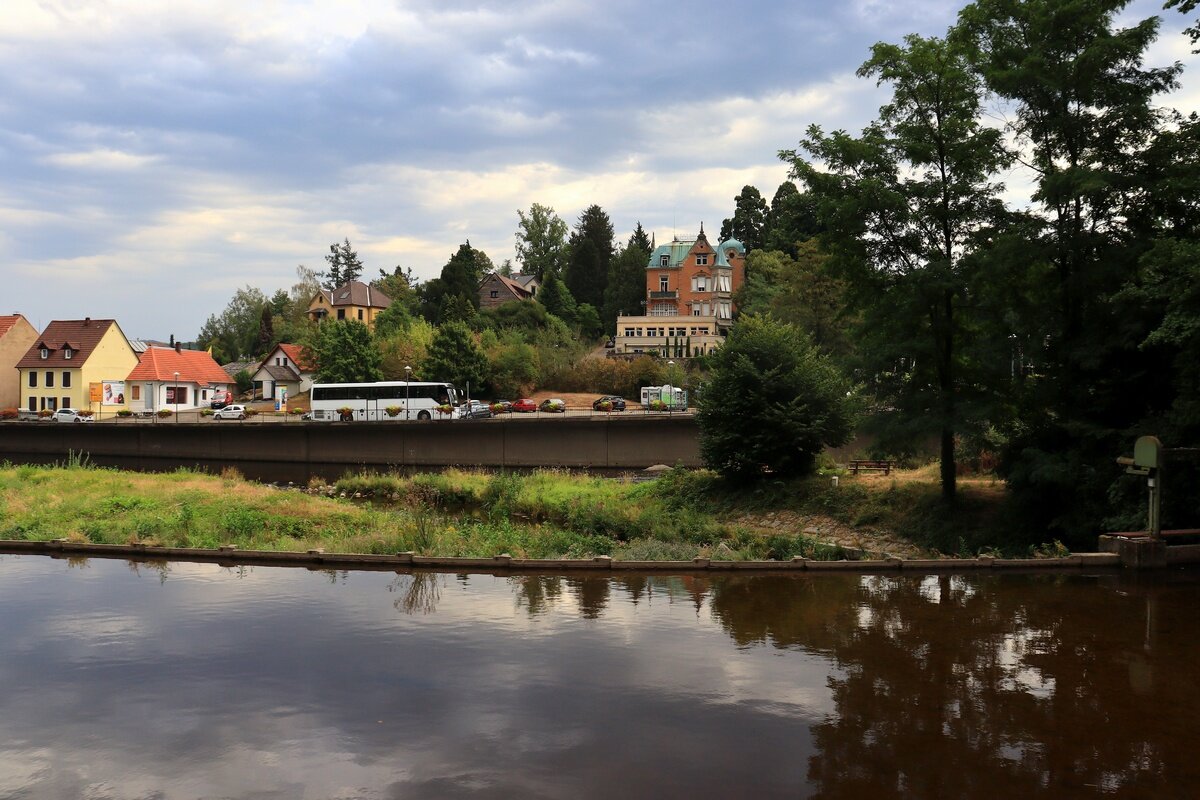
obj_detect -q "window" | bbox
[693,276,708,292]
[635,327,643,337]
[28,398,36,412]
[62,396,70,409]
[40,348,48,359]
[693,307,702,316]
[62,372,71,388]
[659,276,669,292]
[623,328,634,337]
[46,371,54,388]
[357,309,363,320]
[29,372,37,387]
[490,290,499,298]
[132,385,141,400]
[659,255,669,266]
[276,358,281,366]
[696,254,709,266]
[64,348,73,359]
[337,309,346,320]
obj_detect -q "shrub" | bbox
[200,408,215,417]
[289,407,304,415]
[436,404,453,415]
[245,408,258,417]
[336,406,353,422]
[0,408,17,420]
[38,409,52,418]
[596,400,613,412]
[157,409,173,418]
[490,403,507,415]
[697,315,855,483]
[385,406,403,417]
[649,399,667,411]
[116,409,133,417]
[77,410,94,418]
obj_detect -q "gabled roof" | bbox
[127,346,232,388]
[647,228,746,270]
[276,343,316,373]
[481,272,533,300]
[16,318,127,368]
[257,363,301,382]
[316,281,391,309]
[221,360,258,379]
[0,314,32,340]
[511,274,539,288]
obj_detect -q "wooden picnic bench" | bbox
[849,459,896,475]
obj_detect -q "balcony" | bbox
[649,290,678,299]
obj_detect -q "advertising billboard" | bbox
[101,381,126,406]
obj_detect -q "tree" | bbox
[372,300,414,340]
[424,321,489,396]
[783,33,1009,502]
[321,238,364,289]
[197,286,269,362]
[254,304,275,358]
[420,242,484,323]
[603,234,652,332]
[719,185,768,251]
[487,337,541,398]
[957,0,1183,538]
[1165,0,1198,51]
[373,266,420,317]
[567,205,614,309]
[763,182,821,257]
[313,320,383,383]
[515,204,569,281]
[537,275,578,326]
[697,316,854,483]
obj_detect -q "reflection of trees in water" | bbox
[388,572,442,615]
[566,577,611,619]
[709,573,1200,795]
[126,559,171,584]
[510,575,565,615]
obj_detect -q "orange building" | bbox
[613,226,746,358]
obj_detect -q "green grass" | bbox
[0,460,1034,561]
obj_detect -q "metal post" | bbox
[174,371,179,423]
[404,366,411,421]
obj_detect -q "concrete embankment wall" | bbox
[0,418,701,478]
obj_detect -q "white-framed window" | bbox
[696,254,709,265]
[659,255,670,266]
[692,307,702,316]
[64,348,73,359]
[692,276,708,292]
[659,275,669,291]
[40,348,48,359]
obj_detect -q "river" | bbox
[0,555,1196,798]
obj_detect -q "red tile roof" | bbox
[277,343,316,373]
[16,318,125,368]
[127,346,232,387]
[0,314,29,340]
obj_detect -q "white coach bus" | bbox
[309,381,462,421]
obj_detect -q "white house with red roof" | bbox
[126,344,234,412]
[251,343,317,404]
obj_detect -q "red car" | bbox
[512,398,538,413]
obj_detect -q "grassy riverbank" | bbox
[0,459,1053,560]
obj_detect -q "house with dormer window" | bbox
[251,343,317,403]
[307,281,392,330]
[612,225,745,358]
[16,318,139,413]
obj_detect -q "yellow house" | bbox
[17,318,139,414]
[307,281,392,330]
[0,314,39,409]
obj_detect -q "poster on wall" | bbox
[101,381,126,405]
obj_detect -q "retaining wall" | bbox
[0,417,702,477]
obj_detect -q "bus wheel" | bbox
[417,410,431,421]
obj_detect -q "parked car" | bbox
[592,395,626,411]
[463,400,493,419]
[212,404,247,420]
[210,390,234,409]
[52,408,93,423]
[538,398,567,413]
[490,399,513,414]
[512,398,538,413]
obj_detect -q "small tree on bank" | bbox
[313,320,383,384]
[697,315,855,483]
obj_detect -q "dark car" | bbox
[592,395,626,411]
[512,398,538,413]
[538,398,566,413]
[490,400,513,414]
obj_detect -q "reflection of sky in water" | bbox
[1,556,1199,798]
[0,557,830,799]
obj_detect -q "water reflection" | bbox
[0,555,1197,798]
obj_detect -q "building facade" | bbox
[0,314,39,409]
[478,272,539,310]
[16,318,139,413]
[252,343,317,402]
[125,344,234,411]
[308,281,392,329]
[612,226,746,358]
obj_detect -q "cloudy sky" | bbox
[2,0,1196,340]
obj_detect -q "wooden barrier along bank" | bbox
[0,539,1124,574]
[0,416,703,478]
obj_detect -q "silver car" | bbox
[212,404,247,420]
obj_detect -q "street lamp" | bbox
[173,371,180,423]
[667,361,675,413]
[404,365,412,421]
